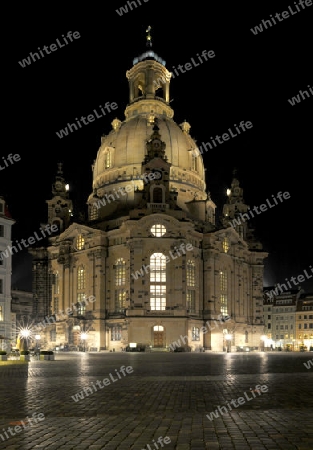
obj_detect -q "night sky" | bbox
[3,1,312,292]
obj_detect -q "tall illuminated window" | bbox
[115,259,126,312]
[90,204,98,220]
[0,306,3,321]
[220,270,228,316]
[187,260,196,313]
[222,237,229,253]
[77,293,86,316]
[192,327,200,341]
[187,290,195,313]
[187,260,195,286]
[150,253,166,310]
[77,266,86,290]
[104,150,111,169]
[115,258,126,286]
[76,234,85,250]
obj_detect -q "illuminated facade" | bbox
[31,32,268,352]
[263,289,313,350]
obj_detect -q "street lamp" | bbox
[19,327,32,351]
[225,333,232,353]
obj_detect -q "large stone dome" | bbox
[88,44,211,221]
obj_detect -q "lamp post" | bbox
[261,335,266,352]
[225,333,232,353]
[35,334,41,356]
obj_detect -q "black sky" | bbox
[3,1,312,291]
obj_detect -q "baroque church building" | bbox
[30,32,268,352]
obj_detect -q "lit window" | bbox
[150,224,166,237]
[111,326,122,341]
[115,289,126,312]
[192,327,200,341]
[115,258,126,286]
[150,253,166,282]
[76,234,85,250]
[150,253,167,310]
[90,204,98,220]
[187,290,195,313]
[222,237,229,253]
[150,285,166,310]
[220,271,228,316]
[104,150,111,169]
[77,266,86,290]
[77,293,86,316]
[153,325,164,331]
[0,305,3,321]
[187,260,195,287]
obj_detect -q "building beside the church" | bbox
[0,196,15,351]
[30,32,268,352]
[263,288,313,351]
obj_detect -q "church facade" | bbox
[30,34,268,352]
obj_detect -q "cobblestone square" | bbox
[0,352,312,449]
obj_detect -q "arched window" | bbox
[150,253,166,310]
[152,187,163,203]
